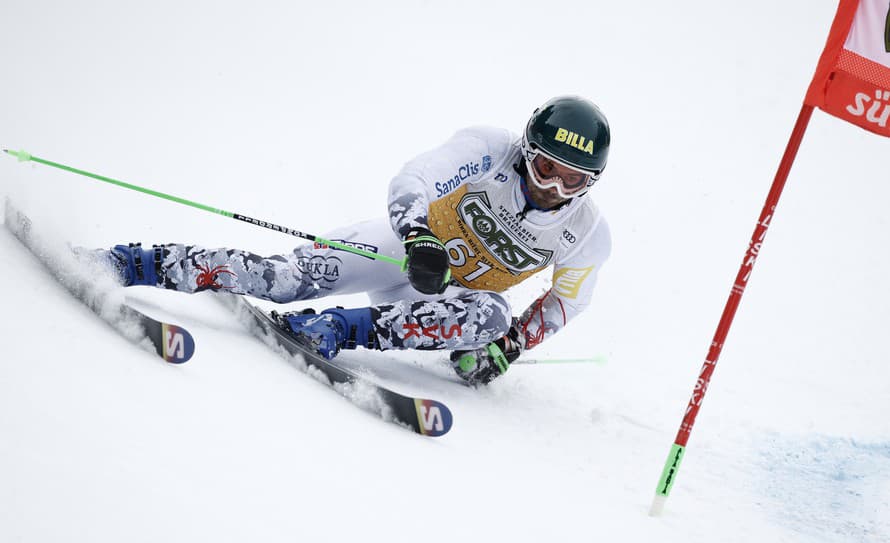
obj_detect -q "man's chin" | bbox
[530,190,569,209]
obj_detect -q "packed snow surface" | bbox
[1,1,888,541]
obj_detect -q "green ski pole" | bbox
[3,149,406,268]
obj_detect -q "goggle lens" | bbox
[529,155,591,195]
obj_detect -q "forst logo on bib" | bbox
[457,192,552,272]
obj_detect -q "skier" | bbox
[100,95,612,385]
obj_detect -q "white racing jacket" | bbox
[387,126,611,349]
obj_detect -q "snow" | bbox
[1,0,889,541]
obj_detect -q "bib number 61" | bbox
[445,238,492,283]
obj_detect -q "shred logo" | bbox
[296,255,342,285]
[554,127,595,155]
[553,266,594,299]
[846,88,890,128]
[458,192,552,272]
[402,323,462,340]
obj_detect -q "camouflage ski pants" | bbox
[145,218,511,351]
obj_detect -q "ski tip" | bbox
[413,398,453,437]
[4,149,32,162]
[160,324,196,364]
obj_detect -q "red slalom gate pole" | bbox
[649,104,815,516]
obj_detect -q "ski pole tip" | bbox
[649,494,668,517]
[3,149,32,162]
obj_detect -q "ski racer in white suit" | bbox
[105,96,612,385]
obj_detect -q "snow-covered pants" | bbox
[146,218,511,351]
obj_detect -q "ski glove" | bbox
[403,227,451,295]
[450,324,524,386]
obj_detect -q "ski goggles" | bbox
[525,154,596,199]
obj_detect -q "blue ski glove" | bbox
[449,325,524,385]
[403,227,451,295]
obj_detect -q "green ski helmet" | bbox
[521,96,611,197]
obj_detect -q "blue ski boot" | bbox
[104,243,165,286]
[72,243,163,286]
[279,307,378,359]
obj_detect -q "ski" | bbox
[223,295,453,437]
[3,199,195,363]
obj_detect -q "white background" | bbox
[1,1,889,541]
